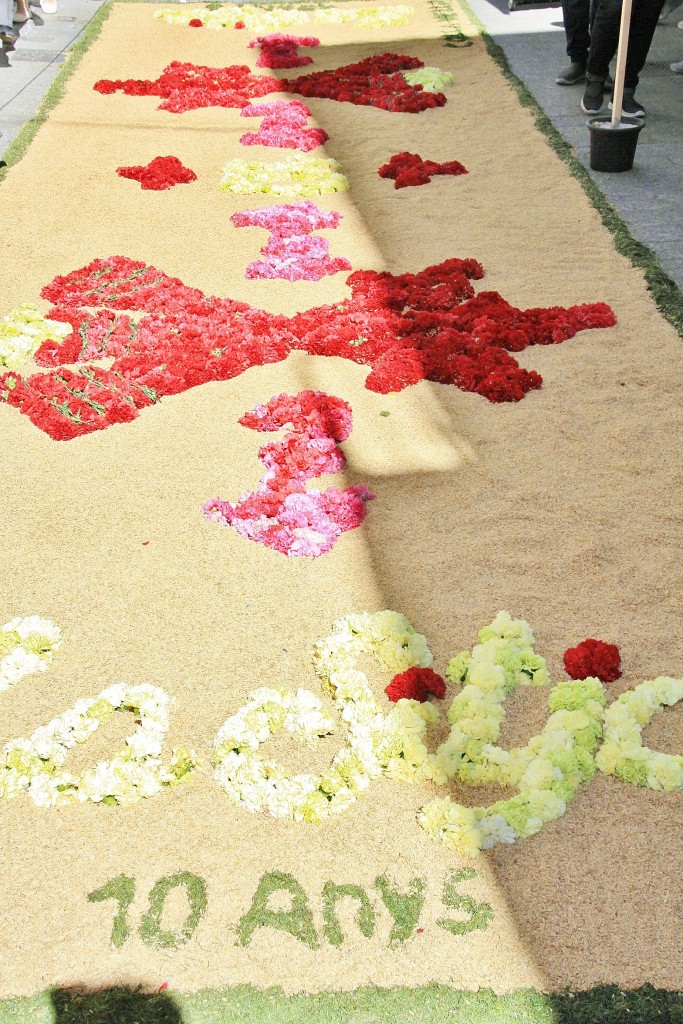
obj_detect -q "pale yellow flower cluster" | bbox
[219,153,349,198]
[0,304,70,371]
[155,5,309,30]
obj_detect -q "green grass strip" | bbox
[1,983,683,1024]
[454,0,683,337]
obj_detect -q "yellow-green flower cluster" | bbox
[402,67,453,92]
[0,304,70,371]
[417,613,606,856]
[596,677,683,790]
[0,616,61,693]
[314,5,415,27]
[1,682,199,806]
[219,154,349,198]
[155,5,310,30]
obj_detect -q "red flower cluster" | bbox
[378,151,468,188]
[249,33,320,69]
[385,667,446,702]
[93,61,281,112]
[93,54,445,114]
[188,18,203,27]
[203,391,374,557]
[564,639,622,683]
[234,21,245,29]
[0,255,616,439]
[116,155,197,190]
[285,53,446,113]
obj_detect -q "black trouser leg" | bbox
[587,0,665,85]
[562,0,592,62]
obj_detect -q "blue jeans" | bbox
[587,0,666,88]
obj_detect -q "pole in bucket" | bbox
[588,0,644,172]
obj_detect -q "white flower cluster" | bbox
[219,154,349,198]
[0,305,70,372]
[0,616,61,693]
[155,5,310,30]
[314,6,415,27]
[213,611,435,822]
[402,67,454,92]
[596,677,683,791]
[1,683,198,807]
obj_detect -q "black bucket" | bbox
[588,116,644,172]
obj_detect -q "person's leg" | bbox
[623,0,666,89]
[586,0,622,79]
[0,0,14,25]
[562,0,592,63]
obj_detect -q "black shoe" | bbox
[609,94,646,118]
[581,78,604,114]
[0,24,18,44]
[556,61,586,85]
[604,73,614,90]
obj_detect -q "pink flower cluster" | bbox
[93,54,442,114]
[248,33,321,69]
[231,201,352,281]
[0,255,616,439]
[116,155,197,190]
[378,151,468,189]
[203,390,374,557]
[239,100,329,151]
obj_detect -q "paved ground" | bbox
[467,0,683,289]
[1,0,682,288]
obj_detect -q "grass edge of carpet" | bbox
[445,0,683,337]
[1,982,682,1023]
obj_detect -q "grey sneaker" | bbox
[609,94,646,118]
[581,77,604,114]
[556,61,586,85]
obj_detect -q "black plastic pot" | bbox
[588,116,644,172]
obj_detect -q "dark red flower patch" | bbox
[564,639,622,683]
[188,18,203,27]
[249,33,320,69]
[234,20,245,29]
[0,254,616,439]
[93,54,444,114]
[284,53,446,113]
[378,151,468,188]
[386,667,447,702]
[116,155,197,190]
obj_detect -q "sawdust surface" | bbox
[0,0,681,999]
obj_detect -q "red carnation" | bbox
[188,18,203,27]
[564,639,621,683]
[234,20,245,28]
[385,667,446,703]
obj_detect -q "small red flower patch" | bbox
[188,18,203,27]
[385,667,447,702]
[234,20,245,28]
[379,151,468,189]
[564,639,622,683]
[116,155,197,191]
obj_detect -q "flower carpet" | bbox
[0,0,682,1019]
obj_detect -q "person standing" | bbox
[581,0,666,116]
